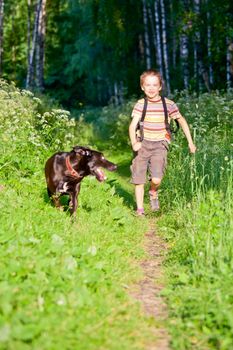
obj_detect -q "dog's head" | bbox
[73,146,117,182]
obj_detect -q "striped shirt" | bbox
[132,97,182,142]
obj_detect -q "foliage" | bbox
[2,0,233,105]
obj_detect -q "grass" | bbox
[1,80,233,349]
[0,81,156,349]
[156,92,233,349]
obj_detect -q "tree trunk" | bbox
[193,0,210,92]
[160,0,170,94]
[148,4,156,66]
[36,0,46,91]
[142,0,151,69]
[206,8,213,86]
[226,37,233,89]
[0,0,4,76]
[27,0,31,82]
[180,27,189,90]
[169,1,177,68]
[26,0,42,90]
[154,0,163,75]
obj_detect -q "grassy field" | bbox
[0,80,233,349]
[0,81,154,350]
[157,91,233,349]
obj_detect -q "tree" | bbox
[26,0,46,91]
[0,0,4,76]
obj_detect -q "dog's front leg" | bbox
[52,193,62,210]
[69,183,81,217]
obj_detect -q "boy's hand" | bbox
[189,142,196,153]
[132,141,142,152]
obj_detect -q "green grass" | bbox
[1,80,233,349]
[155,92,233,349]
[0,81,156,349]
[0,174,152,350]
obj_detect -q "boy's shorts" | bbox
[130,140,169,184]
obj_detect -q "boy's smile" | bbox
[141,76,162,100]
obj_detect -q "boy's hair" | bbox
[140,69,162,87]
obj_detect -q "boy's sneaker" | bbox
[149,190,160,211]
[135,208,145,217]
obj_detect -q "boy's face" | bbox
[141,75,161,100]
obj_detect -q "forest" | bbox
[1,0,233,106]
[0,1,233,349]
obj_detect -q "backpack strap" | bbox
[161,96,179,137]
[138,97,148,142]
[161,96,171,138]
[137,96,179,143]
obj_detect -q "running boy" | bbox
[129,69,196,216]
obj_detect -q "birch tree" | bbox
[226,38,233,89]
[0,0,4,76]
[193,0,210,92]
[180,1,190,90]
[154,0,163,75]
[169,0,177,68]
[142,0,151,69]
[26,0,42,89]
[36,0,46,90]
[160,0,170,94]
[206,5,213,86]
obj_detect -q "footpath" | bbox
[129,219,170,350]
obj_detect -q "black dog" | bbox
[45,146,117,216]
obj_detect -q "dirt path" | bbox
[130,219,170,350]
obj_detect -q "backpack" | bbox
[135,96,179,142]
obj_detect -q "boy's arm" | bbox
[177,116,197,153]
[129,115,142,152]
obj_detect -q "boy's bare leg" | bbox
[149,177,161,211]
[135,184,144,210]
[150,177,161,192]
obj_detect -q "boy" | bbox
[129,69,196,216]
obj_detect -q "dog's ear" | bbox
[73,146,91,156]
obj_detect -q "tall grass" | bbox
[156,91,233,349]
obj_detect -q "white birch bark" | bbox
[114,81,119,105]
[160,0,170,94]
[27,0,31,79]
[169,0,177,68]
[226,37,233,89]
[0,0,4,76]
[26,0,42,89]
[142,0,151,69]
[36,0,46,90]
[193,0,201,90]
[180,26,189,89]
[154,0,163,75]
[206,9,213,86]
[193,0,210,92]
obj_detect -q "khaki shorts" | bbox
[130,140,169,184]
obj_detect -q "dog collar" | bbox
[65,156,80,177]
